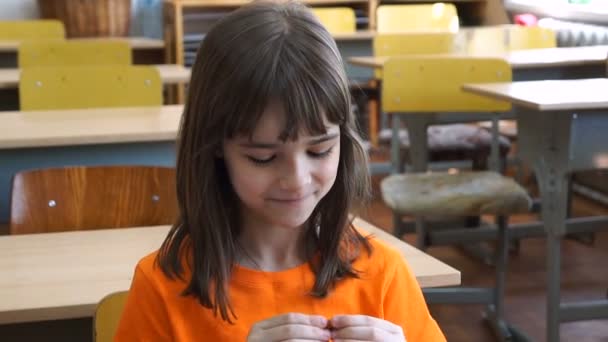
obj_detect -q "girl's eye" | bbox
[247,155,275,165]
[308,147,334,159]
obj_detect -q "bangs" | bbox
[221,11,350,142]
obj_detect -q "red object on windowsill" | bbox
[514,13,538,26]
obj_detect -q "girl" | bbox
[115,1,445,341]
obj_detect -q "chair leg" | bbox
[565,177,596,246]
[457,215,496,266]
[414,217,429,250]
[380,111,389,131]
[392,212,404,238]
[424,215,530,341]
[482,215,531,341]
[482,216,510,338]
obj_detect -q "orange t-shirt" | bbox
[115,236,446,341]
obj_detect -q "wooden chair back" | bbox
[10,166,178,234]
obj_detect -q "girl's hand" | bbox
[330,314,406,342]
[247,313,331,342]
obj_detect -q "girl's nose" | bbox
[279,174,312,191]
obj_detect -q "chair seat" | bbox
[381,171,531,217]
[477,120,518,139]
[379,124,511,154]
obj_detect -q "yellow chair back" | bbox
[373,33,455,78]
[459,26,508,56]
[0,20,65,40]
[312,7,356,34]
[94,291,128,342]
[507,26,557,50]
[382,57,511,113]
[376,3,459,33]
[374,33,455,57]
[18,41,132,67]
[20,65,162,110]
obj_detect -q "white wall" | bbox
[0,0,39,20]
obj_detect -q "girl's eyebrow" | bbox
[239,132,339,149]
[307,132,340,145]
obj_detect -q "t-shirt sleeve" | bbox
[114,261,173,341]
[382,249,446,342]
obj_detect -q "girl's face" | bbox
[223,101,340,230]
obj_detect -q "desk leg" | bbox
[537,168,569,342]
[404,115,430,247]
[390,114,403,174]
[390,114,404,236]
[530,111,572,342]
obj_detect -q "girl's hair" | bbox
[158,0,372,323]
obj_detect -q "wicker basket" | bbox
[38,0,132,38]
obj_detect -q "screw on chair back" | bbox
[18,40,132,67]
[376,3,459,33]
[19,65,162,110]
[9,166,178,234]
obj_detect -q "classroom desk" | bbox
[333,31,377,41]
[0,64,191,89]
[0,217,460,324]
[348,45,608,81]
[463,78,608,342]
[0,105,183,224]
[0,37,166,67]
[347,45,608,173]
[0,37,164,52]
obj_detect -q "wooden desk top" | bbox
[347,45,608,70]
[0,218,460,324]
[506,45,608,69]
[0,105,183,150]
[463,78,608,111]
[349,56,387,69]
[0,64,191,89]
[0,37,164,52]
[170,0,369,7]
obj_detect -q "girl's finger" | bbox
[256,313,328,329]
[330,315,401,334]
[266,324,330,341]
[331,326,391,341]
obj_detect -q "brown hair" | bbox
[158,0,371,323]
